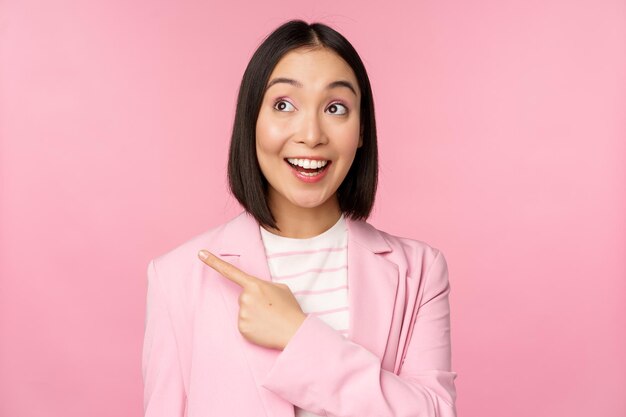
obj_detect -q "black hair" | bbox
[227,19,378,230]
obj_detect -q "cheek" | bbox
[256,113,288,155]
[329,116,360,143]
[335,136,361,173]
[338,131,362,156]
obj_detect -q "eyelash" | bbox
[272,98,349,115]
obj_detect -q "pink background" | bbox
[1,0,625,416]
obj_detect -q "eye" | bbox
[273,99,296,112]
[326,102,348,115]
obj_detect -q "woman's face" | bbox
[255,47,362,214]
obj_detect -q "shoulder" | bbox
[368,224,452,301]
[363,220,447,279]
[147,212,244,287]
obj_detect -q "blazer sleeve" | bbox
[142,260,187,417]
[260,250,457,417]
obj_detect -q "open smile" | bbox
[283,157,332,183]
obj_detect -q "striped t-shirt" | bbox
[259,214,350,417]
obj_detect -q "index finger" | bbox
[198,249,254,288]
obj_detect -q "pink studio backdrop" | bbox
[1,1,624,416]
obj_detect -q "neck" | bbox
[263,193,342,239]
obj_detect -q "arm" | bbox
[142,260,187,417]
[260,250,457,417]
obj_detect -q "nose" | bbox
[296,110,328,147]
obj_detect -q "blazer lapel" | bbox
[344,216,399,367]
[216,212,293,417]
[214,211,399,416]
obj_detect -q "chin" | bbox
[291,200,326,209]
[288,194,329,209]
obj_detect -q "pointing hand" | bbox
[198,249,306,350]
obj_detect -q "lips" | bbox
[284,158,331,183]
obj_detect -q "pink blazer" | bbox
[142,211,458,417]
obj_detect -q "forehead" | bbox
[267,48,359,94]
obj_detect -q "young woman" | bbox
[142,19,458,417]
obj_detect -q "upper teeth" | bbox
[287,158,328,169]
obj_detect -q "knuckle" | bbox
[238,310,250,325]
[239,293,250,305]
[237,320,246,333]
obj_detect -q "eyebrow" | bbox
[264,77,358,97]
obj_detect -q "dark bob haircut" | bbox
[227,19,378,231]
